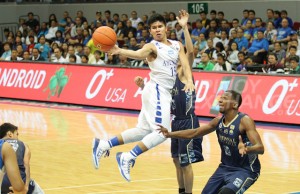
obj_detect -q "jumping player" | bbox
[158,90,264,194]
[92,13,195,182]
[0,123,44,194]
[135,10,203,194]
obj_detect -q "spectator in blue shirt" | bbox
[241,9,249,26]
[281,10,293,29]
[191,19,206,43]
[274,18,291,46]
[235,28,248,52]
[247,30,269,63]
[252,18,266,40]
[273,10,282,29]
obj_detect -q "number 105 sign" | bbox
[188,3,208,14]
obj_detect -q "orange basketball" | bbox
[92,26,117,52]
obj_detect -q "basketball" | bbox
[92,26,117,52]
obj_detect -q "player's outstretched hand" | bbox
[134,76,145,89]
[157,125,170,138]
[176,9,189,29]
[182,81,195,92]
[238,135,248,157]
[108,45,121,55]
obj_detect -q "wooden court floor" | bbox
[0,100,299,194]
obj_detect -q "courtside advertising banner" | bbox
[0,62,299,124]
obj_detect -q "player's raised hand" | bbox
[108,45,121,55]
[157,125,170,138]
[134,76,145,89]
[182,81,195,92]
[238,135,248,157]
[176,9,189,29]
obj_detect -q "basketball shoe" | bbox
[116,152,136,182]
[92,138,110,169]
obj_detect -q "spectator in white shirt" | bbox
[213,53,232,71]
[94,50,105,65]
[52,48,66,63]
[45,20,58,40]
[129,11,142,29]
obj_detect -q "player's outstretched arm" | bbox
[240,116,264,155]
[177,9,194,66]
[158,117,220,139]
[109,43,155,60]
[178,42,194,92]
[2,142,25,193]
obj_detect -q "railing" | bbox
[0,23,18,42]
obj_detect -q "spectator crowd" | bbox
[0,8,299,74]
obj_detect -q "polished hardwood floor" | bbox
[0,100,299,194]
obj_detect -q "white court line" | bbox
[43,171,300,191]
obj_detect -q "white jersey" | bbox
[148,39,180,90]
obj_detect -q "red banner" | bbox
[0,62,299,124]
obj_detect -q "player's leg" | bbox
[116,130,167,181]
[171,137,185,194]
[92,109,150,169]
[201,165,226,194]
[221,168,259,194]
[178,117,204,194]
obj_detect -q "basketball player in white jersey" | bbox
[92,13,194,182]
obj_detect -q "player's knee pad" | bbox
[218,187,235,194]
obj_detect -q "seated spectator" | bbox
[69,54,77,63]
[75,43,84,56]
[227,42,240,65]
[243,20,254,41]
[289,56,300,74]
[53,30,64,46]
[280,10,293,29]
[263,53,284,73]
[26,12,40,33]
[34,35,50,61]
[194,33,206,52]
[136,22,145,42]
[204,38,216,59]
[273,42,286,62]
[273,18,291,48]
[235,51,247,71]
[94,50,105,65]
[22,51,31,61]
[52,47,66,63]
[196,52,214,70]
[31,48,45,61]
[106,54,117,65]
[26,35,36,55]
[170,31,178,41]
[0,42,11,61]
[116,21,126,41]
[128,37,139,51]
[273,10,282,28]
[207,29,221,47]
[37,22,49,38]
[235,28,248,51]
[118,54,131,66]
[174,22,183,41]
[166,12,177,30]
[252,18,266,40]
[192,46,201,68]
[5,49,22,61]
[213,53,232,71]
[289,31,300,50]
[229,18,240,37]
[219,30,229,50]
[247,30,269,63]
[227,30,237,51]
[66,45,81,63]
[212,42,226,62]
[68,27,83,45]
[45,20,58,41]
[140,29,152,43]
[191,19,206,43]
[264,21,277,46]
[282,45,298,69]
[83,46,96,64]
[81,54,89,64]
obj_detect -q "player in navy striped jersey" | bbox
[158,90,264,194]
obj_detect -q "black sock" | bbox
[179,188,185,194]
[185,193,192,194]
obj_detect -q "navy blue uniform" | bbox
[1,139,35,194]
[0,140,4,170]
[171,76,204,167]
[202,113,260,194]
